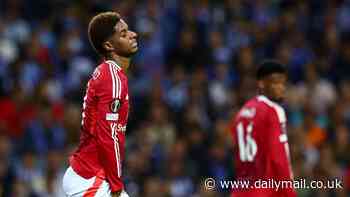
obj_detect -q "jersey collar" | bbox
[105,60,122,71]
[257,95,278,106]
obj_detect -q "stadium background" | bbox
[0,0,350,196]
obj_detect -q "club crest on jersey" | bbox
[110,99,121,113]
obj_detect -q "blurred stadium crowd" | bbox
[0,0,350,196]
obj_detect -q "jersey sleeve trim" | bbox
[107,62,122,99]
[111,123,121,178]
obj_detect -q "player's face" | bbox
[261,73,287,102]
[108,19,138,57]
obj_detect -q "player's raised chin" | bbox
[115,19,138,57]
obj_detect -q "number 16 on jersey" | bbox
[237,122,257,162]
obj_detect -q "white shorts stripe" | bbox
[62,167,110,197]
[62,167,130,197]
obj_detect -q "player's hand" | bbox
[111,191,121,197]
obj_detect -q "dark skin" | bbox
[258,73,287,103]
[112,191,121,197]
[103,19,138,71]
[102,19,137,197]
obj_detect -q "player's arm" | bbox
[268,109,293,180]
[94,66,124,193]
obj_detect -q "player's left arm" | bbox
[268,110,298,196]
[268,109,294,181]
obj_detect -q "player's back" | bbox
[231,96,296,197]
[231,95,296,196]
[231,96,272,179]
[68,62,106,178]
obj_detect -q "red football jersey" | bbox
[69,60,129,192]
[230,95,296,197]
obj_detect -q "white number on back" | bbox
[237,122,257,162]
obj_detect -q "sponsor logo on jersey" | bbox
[110,99,121,113]
[117,124,127,133]
[106,113,119,121]
[110,123,127,133]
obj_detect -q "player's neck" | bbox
[106,54,130,71]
